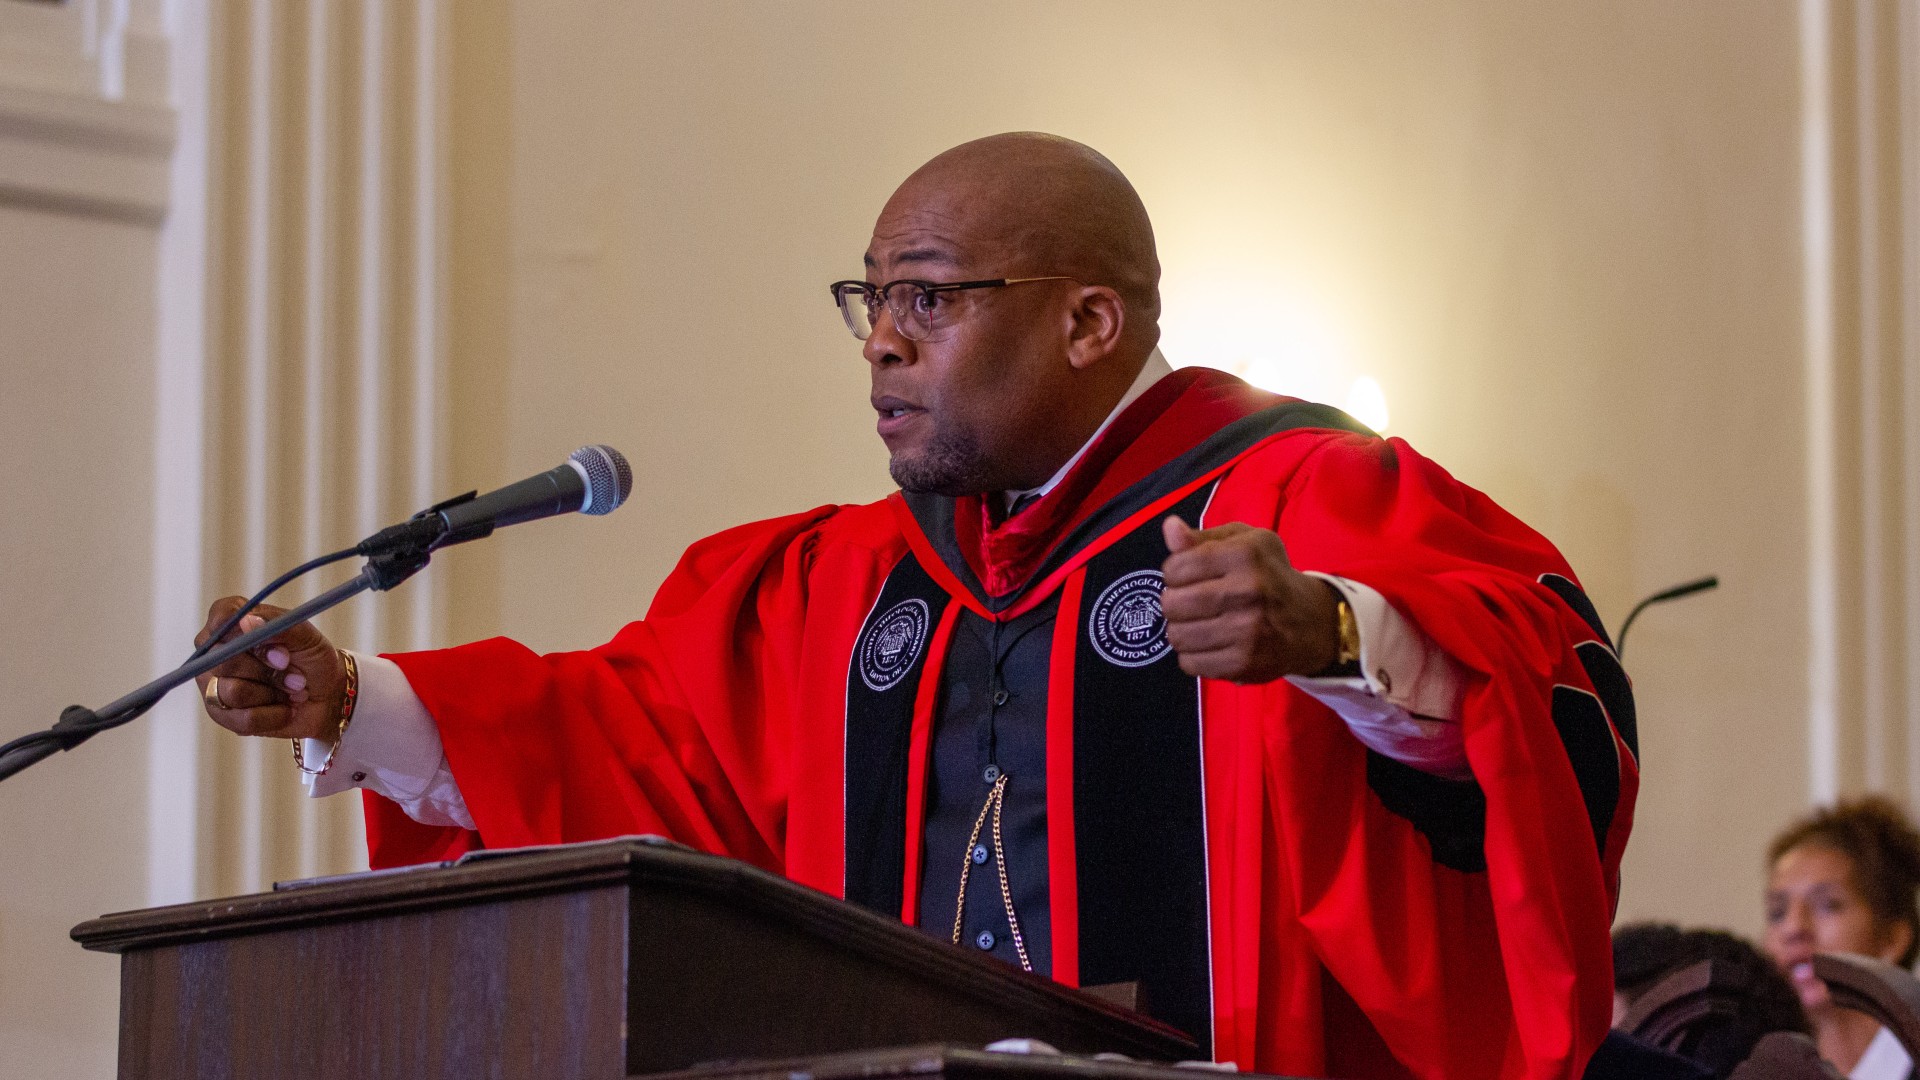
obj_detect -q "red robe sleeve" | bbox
[1206,431,1634,1080]
[361,504,845,872]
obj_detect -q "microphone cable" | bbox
[0,545,361,757]
[0,444,630,782]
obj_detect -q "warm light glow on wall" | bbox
[1345,375,1390,432]
[1157,271,1388,435]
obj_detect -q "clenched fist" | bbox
[193,597,347,742]
[1159,517,1342,683]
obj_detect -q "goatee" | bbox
[890,427,994,497]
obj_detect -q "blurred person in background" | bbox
[1764,796,1920,1079]
[1611,922,1810,1077]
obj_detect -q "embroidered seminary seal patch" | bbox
[858,598,931,692]
[1088,569,1171,668]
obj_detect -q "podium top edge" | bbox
[70,836,743,952]
[71,837,1197,1061]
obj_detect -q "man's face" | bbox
[863,185,1072,496]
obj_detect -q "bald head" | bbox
[861,134,1165,497]
[878,132,1161,354]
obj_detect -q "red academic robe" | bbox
[367,367,1635,1080]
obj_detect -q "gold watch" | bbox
[1334,597,1361,667]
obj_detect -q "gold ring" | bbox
[203,675,223,711]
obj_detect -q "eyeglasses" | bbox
[828,276,1077,341]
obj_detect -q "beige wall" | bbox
[0,4,174,1077]
[0,207,162,1076]
[444,1,1827,936]
[0,2,1914,1074]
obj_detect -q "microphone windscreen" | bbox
[571,445,633,515]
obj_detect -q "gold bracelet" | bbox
[292,650,358,777]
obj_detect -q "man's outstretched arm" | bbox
[297,529,1468,830]
[301,654,472,829]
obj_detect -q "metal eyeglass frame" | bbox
[828,276,1077,341]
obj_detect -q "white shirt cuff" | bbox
[302,652,474,830]
[1287,574,1471,781]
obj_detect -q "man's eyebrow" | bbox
[863,247,962,271]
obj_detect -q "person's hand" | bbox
[1159,517,1342,683]
[193,598,348,742]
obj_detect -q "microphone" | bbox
[1614,574,1719,659]
[359,445,633,555]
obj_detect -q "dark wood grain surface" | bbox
[73,838,1197,1079]
[115,886,628,1080]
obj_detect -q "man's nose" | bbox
[863,307,915,366]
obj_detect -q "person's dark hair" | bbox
[1767,794,1920,967]
[1612,923,1810,1078]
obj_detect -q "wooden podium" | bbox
[72,837,1196,1080]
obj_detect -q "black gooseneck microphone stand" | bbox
[1614,575,1720,660]
[0,493,474,786]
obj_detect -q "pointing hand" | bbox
[193,598,347,742]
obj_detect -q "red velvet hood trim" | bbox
[953,366,1287,596]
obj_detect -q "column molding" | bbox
[147,0,451,900]
[1803,0,1920,805]
[146,0,214,907]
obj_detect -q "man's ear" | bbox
[1064,285,1126,371]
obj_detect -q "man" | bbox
[1610,923,1811,1077]
[195,133,1636,1080]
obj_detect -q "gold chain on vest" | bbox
[948,772,1032,972]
